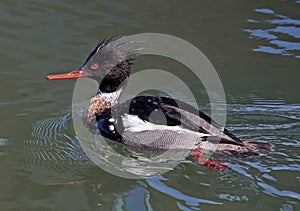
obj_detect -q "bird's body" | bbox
[83,92,271,158]
[46,38,272,170]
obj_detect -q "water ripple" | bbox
[258,181,300,200]
[6,112,91,176]
[245,7,300,59]
[147,176,222,207]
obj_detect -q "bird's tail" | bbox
[216,140,273,158]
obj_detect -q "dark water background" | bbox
[0,0,299,210]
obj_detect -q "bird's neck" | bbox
[82,88,123,129]
[96,88,123,105]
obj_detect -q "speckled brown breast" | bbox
[82,95,112,129]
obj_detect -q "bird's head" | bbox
[46,38,141,93]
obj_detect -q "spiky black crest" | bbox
[81,38,114,67]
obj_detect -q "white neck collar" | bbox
[96,88,123,105]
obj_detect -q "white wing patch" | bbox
[122,114,210,138]
[122,114,147,128]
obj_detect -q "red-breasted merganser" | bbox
[46,38,272,171]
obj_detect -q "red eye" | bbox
[90,63,99,70]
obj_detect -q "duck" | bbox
[46,38,272,171]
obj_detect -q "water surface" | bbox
[0,0,299,210]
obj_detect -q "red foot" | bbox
[191,148,231,172]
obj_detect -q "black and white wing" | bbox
[96,96,243,149]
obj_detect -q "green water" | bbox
[0,0,299,210]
